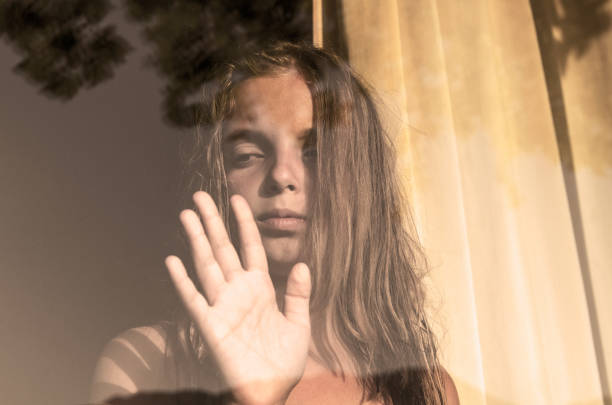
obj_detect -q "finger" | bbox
[165,255,210,325]
[283,263,312,329]
[193,192,243,279]
[180,209,226,303]
[230,194,268,272]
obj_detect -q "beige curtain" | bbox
[323,0,612,403]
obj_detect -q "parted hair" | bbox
[166,42,446,405]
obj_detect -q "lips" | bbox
[256,209,306,233]
[257,209,306,221]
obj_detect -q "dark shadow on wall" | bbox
[122,0,312,128]
[0,0,312,128]
[545,0,611,73]
[530,1,611,404]
[0,0,131,99]
[2,1,608,128]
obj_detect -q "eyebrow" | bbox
[223,129,266,145]
[223,128,315,144]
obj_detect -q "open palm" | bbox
[165,192,312,405]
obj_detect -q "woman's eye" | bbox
[233,153,264,165]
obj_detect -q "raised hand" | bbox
[165,191,312,405]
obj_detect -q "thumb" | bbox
[283,262,312,329]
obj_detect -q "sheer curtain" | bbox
[319,0,612,403]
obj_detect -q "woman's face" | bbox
[223,69,314,276]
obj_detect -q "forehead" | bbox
[227,69,313,130]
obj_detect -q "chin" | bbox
[262,237,304,275]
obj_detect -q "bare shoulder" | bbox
[89,324,173,403]
[442,369,460,405]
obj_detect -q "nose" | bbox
[264,147,304,194]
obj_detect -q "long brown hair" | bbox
[168,42,445,405]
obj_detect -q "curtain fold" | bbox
[331,0,612,403]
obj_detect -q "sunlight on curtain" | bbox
[329,0,612,403]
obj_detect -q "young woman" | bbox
[90,42,459,405]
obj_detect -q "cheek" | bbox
[227,171,259,199]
